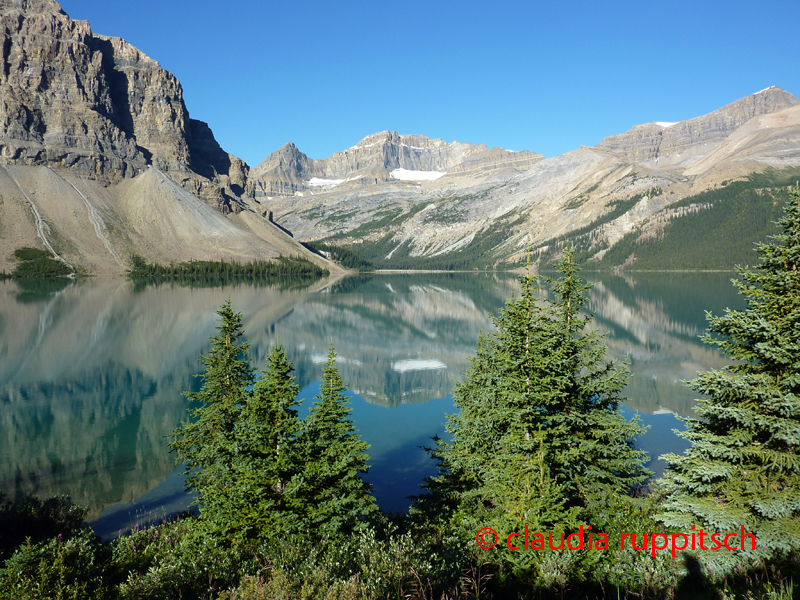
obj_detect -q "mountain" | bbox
[250,131,543,197]
[260,87,800,270]
[594,87,799,166]
[0,0,331,275]
[1,0,797,275]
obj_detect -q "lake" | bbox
[0,271,744,538]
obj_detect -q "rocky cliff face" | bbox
[250,130,543,198]
[0,0,248,213]
[595,87,800,166]
[0,0,333,276]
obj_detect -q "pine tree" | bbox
[659,186,800,565]
[298,344,379,537]
[169,300,254,518]
[422,277,573,535]
[423,250,649,535]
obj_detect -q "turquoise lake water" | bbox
[0,271,743,537]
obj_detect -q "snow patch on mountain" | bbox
[348,142,379,151]
[308,177,346,187]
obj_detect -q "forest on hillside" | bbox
[307,167,800,273]
[541,168,800,271]
[127,255,328,288]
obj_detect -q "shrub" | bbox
[0,528,109,600]
[0,494,87,563]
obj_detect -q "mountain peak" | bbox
[349,130,398,148]
[0,0,250,212]
[250,131,543,198]
[727,86,798,112]
[0,0,65,15]
[595,88,800,164]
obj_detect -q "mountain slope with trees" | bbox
[263,90,800,271]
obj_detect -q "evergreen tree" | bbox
[540,253,650,506]
[169,300,254,519]
[659,186,800,565]
[298,344,379,537]
[169,308,380,543]
[423,250,649,535]
[222,341,305,541]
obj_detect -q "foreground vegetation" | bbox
[1,189,799,598]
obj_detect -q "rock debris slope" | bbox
[0,0,330,275]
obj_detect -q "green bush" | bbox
[0,528,109,600]
[110,517,250,600]
[0,494,87,563]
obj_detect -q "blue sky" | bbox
[62,0,800,168]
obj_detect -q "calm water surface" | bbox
[0,272,744,537]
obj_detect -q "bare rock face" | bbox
[251,142,311,196]
[595,87,800,166]
[250,130,543,198]
[0,0,249,212]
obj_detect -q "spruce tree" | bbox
[539,253,650,507]
[170,310,379,543]
[298,344,379,537]
[169,300,254,519]
[659,186,800,565]
[224,341,305,541]
[424,250,649,535]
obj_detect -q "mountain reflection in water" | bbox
[0,271,743,534]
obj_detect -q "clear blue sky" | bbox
[62,0,800,168]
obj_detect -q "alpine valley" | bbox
[2,0,800,275]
